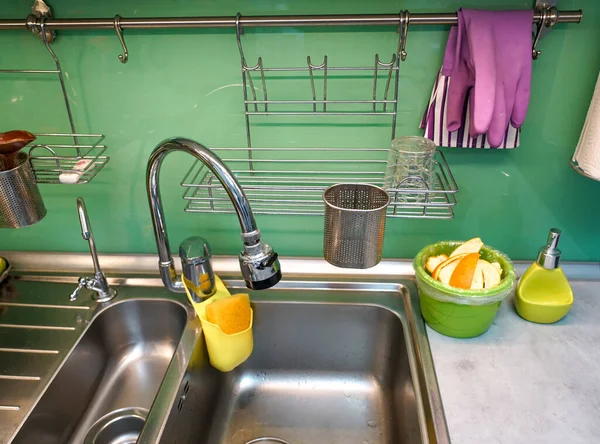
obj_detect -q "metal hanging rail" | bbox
[0,9,582,31]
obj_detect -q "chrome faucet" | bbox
[69,197,117,303]
[146,138,281,294]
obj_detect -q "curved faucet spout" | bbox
[146,137,281,292]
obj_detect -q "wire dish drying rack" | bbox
[235,12,409,146]
[182,148,457,219]
[180,12,457,219]
[28,133,109,184]
[180,13,458,219]
[240,53,403,119]
[0,18,108,184]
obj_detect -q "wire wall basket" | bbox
[235,12,409,145]
[28,133,109,184]
[0,18,108,184]
[181,148,457,219]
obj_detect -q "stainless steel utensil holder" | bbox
[323,183,389,269]
[0,152,46,228]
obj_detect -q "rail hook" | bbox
[113,14,128,63]
[235,12,247,65]
[399,10,410,61]
[235,13,261,71]
[532,6,558,60]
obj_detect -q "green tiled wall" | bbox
[1,0,599,262]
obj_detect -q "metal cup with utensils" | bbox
[0,130,36,171]
[323,183,390,269]
[0,152,46,228]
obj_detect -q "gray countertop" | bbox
[427,280,600,444]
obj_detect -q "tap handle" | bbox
[179,236,211,262]
[69,277,88,301]
[179,236,216,301]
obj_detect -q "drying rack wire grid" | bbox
[181,148,457,219]
[235,12,410,147]
[28,133,109,184]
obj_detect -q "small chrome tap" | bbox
[69,197,117,303]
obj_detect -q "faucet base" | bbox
[95,287,118,303]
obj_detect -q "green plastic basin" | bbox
[414,241,516,338]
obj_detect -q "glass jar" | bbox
[383,136,436,202]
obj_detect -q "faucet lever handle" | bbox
[179,236,216,301]
[69,277,88,302]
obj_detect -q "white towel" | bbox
[571,72,600,181]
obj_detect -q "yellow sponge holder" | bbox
[183,275,253,372]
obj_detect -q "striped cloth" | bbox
[420,70,521,149]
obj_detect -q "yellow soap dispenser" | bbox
[515,228,573,323]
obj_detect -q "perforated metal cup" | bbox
[323,183,389,269]
[0,152,46,228]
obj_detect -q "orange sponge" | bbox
[205,293,251,334]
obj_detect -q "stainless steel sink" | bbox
[162,302,419,443]
[0,256,448,444]
[141,280,449,444]
[12,298,188,444]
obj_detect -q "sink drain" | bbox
[84,407,148,444]
[245,438,290,444]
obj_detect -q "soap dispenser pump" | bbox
[515,228,574,323]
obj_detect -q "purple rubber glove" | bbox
[446,9,533,147]
[441,26,457,77]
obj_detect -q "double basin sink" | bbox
[1,273,448,443]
